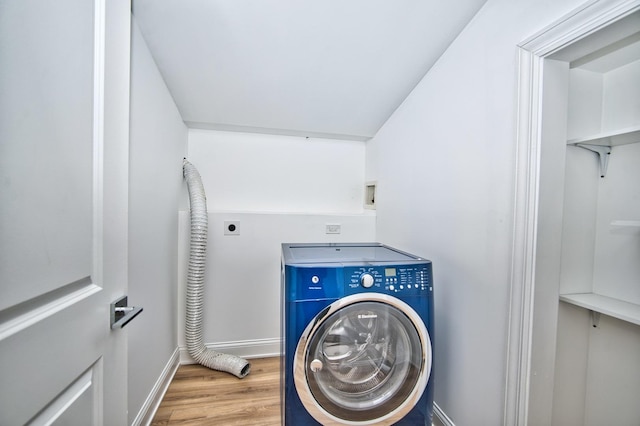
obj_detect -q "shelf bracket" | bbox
[576,144,611,178]
[590,310,600,328]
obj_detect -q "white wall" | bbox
[177,211,376,358]
[568,60,640,138]
[594,60,640,305]
[553,57,640,425]
[601,59,640,132]
[128,18,187,424]
[593,142,640,303]
[365,0,585,423]
[567,68,604,140]
[188,129,366,213]
[582,315,640,426]
[182,130,375,357]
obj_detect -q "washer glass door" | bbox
[295,295,431,424]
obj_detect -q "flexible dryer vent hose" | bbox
[183,159,250,379]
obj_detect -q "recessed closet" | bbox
[549,12,640,425]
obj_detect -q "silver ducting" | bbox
[183,159,250,379]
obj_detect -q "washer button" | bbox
[360,274,374,288]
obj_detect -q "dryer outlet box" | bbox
[224,221,240,235]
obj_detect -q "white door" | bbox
[0,0,131,424]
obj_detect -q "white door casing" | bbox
[506,1,640,425]
[0,0,131,424]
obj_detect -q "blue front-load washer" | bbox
[281,243,434,425]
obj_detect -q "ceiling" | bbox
[132,0,487,140]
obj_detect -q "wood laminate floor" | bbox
[151,356,440,425]
[151,357,281,425]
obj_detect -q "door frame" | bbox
[506,0,640,425]
[101,0,132,423]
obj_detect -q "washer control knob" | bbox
[310,359,323,372]
[360,273,374,288]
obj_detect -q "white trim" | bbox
[179,337,282,364]
[517,0,640,56]
[505,43,542,426]
[0,280,100,341]
[131,348,180,426]
[92,0,106,288]
[433,402,455,426]
[29,364,100,426]
[506,1,640,425]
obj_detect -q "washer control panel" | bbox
[345,263,432,295]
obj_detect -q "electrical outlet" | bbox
[325,224,341,234]
[224,221,240,235]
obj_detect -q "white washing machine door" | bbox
[294,293,432,425]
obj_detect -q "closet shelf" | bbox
[567,125,640,147]
[560,293,640,326]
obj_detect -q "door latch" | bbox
[110,296,143,329]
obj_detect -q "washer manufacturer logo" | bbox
[358,314,377,319]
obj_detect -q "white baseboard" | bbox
[131,347,180,426]
[179,337,282,364]
[433,402,455,426]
